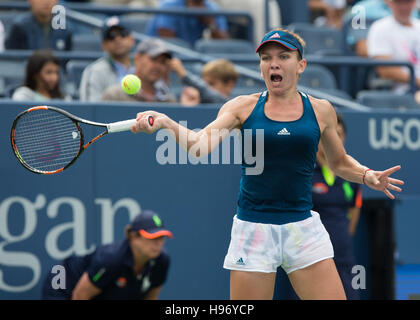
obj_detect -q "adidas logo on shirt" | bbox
[277,128,291,136]
[236,257,245,265]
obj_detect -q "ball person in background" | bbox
[131,28,404,300]
[42,210,172,300]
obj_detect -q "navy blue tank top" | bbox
[237,90,321,225]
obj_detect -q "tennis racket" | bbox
[10,105,154,175]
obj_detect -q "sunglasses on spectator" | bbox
[106,29,130,40]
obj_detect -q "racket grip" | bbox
[107,119,137,133]
[107,116,154,133]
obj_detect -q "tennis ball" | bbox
[121,74,141,95]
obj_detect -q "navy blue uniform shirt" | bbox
[237,91,320,225]
[42,239,170,300]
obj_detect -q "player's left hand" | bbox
[364,165,404,199]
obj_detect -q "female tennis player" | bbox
[131,28,404,300]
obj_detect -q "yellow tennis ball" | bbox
[121,74,141,95]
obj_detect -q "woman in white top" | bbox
[12,50,70,101]
[367,0,420,105]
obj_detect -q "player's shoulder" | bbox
[154,249,170,266]
[308,95,334,113]
[217,93,261,121]
[220,92,260,112]
[93,240,128,267]
[308,94,337,125]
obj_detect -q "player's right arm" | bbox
[72,272,102,300]
[131,95,256,157]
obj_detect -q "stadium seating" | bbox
[0,10,17,36]
[72,34,102,52]
[119,15,152,34]
[0,59,26,97]
[287,22,344,56]
[356,90,419,110]
[194,38,255,55]
[298,64,337,90]
[162,37,193,50]
[65,60,92,99]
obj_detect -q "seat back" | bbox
[65,60,92,98]
[288,23,344,55]
[194,39,255,54]
[72,34,102,52]
[299,64,337,90]
[357,90,419,110]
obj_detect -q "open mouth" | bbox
[270,74,283,83]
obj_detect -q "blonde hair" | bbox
[201,59,239,84]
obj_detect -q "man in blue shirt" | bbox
[41,210,173,300]
[146,0,229,47]
[6,0,72,50]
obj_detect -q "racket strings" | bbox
[13,109,82,173]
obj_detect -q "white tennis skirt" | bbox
[223,211,334,274]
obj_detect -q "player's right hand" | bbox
[131,111,165,134]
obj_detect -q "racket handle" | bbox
[107,116,154,133]
[107,119,137,133]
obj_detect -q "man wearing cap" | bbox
[41,210,173,300]
[130,28,404,300]
[79,16,135,102]
[101,37,176,103]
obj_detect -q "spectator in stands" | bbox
[347,0,419,56]
[169,57,239,104]
[309,0,349,29]
[212,0,281,46]
[367,0,420,105]
[5,0,72,51]
[79,17,135,102]
[101,38,176,103]
[145,0,229,47]
[12,50,70,101]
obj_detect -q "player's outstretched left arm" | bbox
[317,99,404,199]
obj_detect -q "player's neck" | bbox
[131,252,149,274]
[267,89,300,108]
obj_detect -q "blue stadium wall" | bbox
[0,101,419,299]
